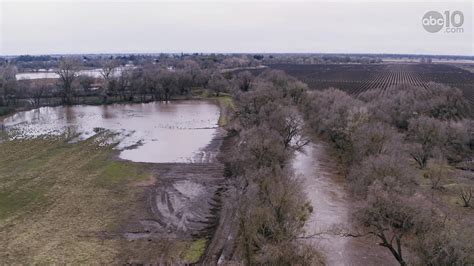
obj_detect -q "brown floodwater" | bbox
[0,100,220,163]
[293,142,397,266]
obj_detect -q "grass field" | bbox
[0,134,201,263]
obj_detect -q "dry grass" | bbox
[0,135,192,263]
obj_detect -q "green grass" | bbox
[0,186,49,220]
[97,160,147,186]
[214,94,235,127]
[0,135,155,263]
[181,238,208,263]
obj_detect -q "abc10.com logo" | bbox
[422,10,464,33]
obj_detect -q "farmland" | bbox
[259,63,474,103]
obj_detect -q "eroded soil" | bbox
[118,128,230,263]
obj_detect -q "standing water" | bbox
[0,100,220,163]
[293,142,397,266]
[15,67,132,80]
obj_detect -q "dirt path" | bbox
[200,131,240,265]
[293,142,397,266]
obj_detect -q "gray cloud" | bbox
[1,1,472,55]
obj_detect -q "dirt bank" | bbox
[116,128,236,263]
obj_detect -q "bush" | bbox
[350,121,404,164]
[348,151,415,197]
[408,116,471,167]
[303,88,366,152]
[359,84,471,129]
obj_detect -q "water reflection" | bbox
[15,67,132,80]
[1,100,220,163]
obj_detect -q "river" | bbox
[293,142,397,266]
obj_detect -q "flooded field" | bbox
[0,100,220,163]
[293,142,397,266]
[15,67,132,80]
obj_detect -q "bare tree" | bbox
[237,169,316,265]
[0,63,18,106]
[100,58,119,82]
[31,84,51,108]
[77,75,94,95]
[348,151,415,197]
[424,158,450,190]
[177,59,201,81]
[350,121,405,164]
[227,70,319,265]
[233,125,289,174]
[302,88,365,151]
[157,69,177,101]
[234,71,253,92]
[413,220,471,265]
[267,106,309,151]
[288,80,308,105]
[358,84,471,129]
[100,58,119,102]
[117,69,131,101]
[207,72,229,96]
[356,183,420,266]
[56,57,80,105]
[407,116,447,169]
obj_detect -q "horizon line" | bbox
[2,52,473,58]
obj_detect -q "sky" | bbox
[0,0,472,56]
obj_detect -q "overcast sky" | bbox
[0,0,472,56]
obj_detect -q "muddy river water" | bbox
[293,142,397,266]
[0,100,220,163]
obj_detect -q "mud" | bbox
[122,129,229,244]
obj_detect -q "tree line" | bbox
[0,58,233,110]
[224,70,320,264]
[0,54,266,114]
